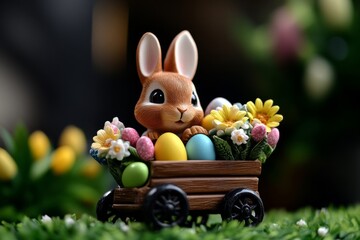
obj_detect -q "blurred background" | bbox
[0,0,359,214]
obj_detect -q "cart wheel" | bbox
[222,188,264,226]
[143,184,189,228]
[96,190,119,223]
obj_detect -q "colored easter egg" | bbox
[186,134,216,160]
[136,136,154,161]
[201,114,215,131]
[205,97,232,115]
[121,162,149,188]
[155,133,187,161]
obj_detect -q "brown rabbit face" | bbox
[134,31,204,136]
[135,72,204,133]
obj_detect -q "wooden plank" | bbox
[151,160,261,178]
[112,195,225,211]
[149,177,258,194]
[187,194,224,211]
[112,203,142,211]
[113,187,150,204]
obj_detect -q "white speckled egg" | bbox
[205,97,232,115]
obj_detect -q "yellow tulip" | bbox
[28,131,51,161]
[51,146,76,175]
[59,125,87,155]
[81,158,101,178]
[0,148,17,181]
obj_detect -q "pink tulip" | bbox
[268,128,280,148]
[270,7,303,63]
[251,124,267,142]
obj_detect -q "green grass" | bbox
[1,205,360,240]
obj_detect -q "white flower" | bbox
[119,221,129,232]
[41,215,52,223]
[65,215,75,227]
[270,223,279,229]
[241,122,250,130]
[104,117,125,135]
[111,117,125,131]
[317,226,329,237]
[107,139,130,160]
[231,129,249,145]
[296,219,307,227]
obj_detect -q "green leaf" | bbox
[0,128,14,154]
[107,159,124,186]
[263,143,274,158]
[249,138,268,160]
[212,135,234,160]
[30,154,52,180]
[241,140,252,160]
[128,146,141,160]
[258,151,267,163]
[231,143,242,160]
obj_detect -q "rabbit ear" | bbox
[136,32,162,84]
[164,30,198,80]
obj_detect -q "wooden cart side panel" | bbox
[113,187,150,204]
[187,194,224,211]
[149,177,258,194]
[113,195,225,211]
[151,160,261,178]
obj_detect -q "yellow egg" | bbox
[155,133,187,161]
[201,114,215,131]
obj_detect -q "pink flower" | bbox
[136,136,154,161]
[251,124,267,142]
[268,128,280,148]
[270,7,303,64]
[121,128,140,147]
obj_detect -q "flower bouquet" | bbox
[205,98,283,163]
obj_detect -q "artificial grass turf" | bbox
[1,205,360,240]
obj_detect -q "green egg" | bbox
[121,162,149,188]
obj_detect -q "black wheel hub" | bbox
[242,204,251,218]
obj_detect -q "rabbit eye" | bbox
[149,89,164,104]
[191,92,198,106]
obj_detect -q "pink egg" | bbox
[122,128,140,147]
[136,136,154,161]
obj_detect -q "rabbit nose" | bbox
[177,107,187,114]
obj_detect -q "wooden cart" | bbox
[96,160,264,228]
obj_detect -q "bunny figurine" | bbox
[134,30,207,142]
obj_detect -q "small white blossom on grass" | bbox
[270,223,280,229]
[119,221,129,232]
[64,215,75,227]
[107,139,130,160]
[231,129,249,145]
[317,226,329,237]
[41,215,52,223]
[296,219,307,227]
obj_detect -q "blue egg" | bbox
[186,134,216,160]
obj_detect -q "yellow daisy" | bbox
[246,98,283,132]
[91,124,120,157]
[211,104,248,133]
